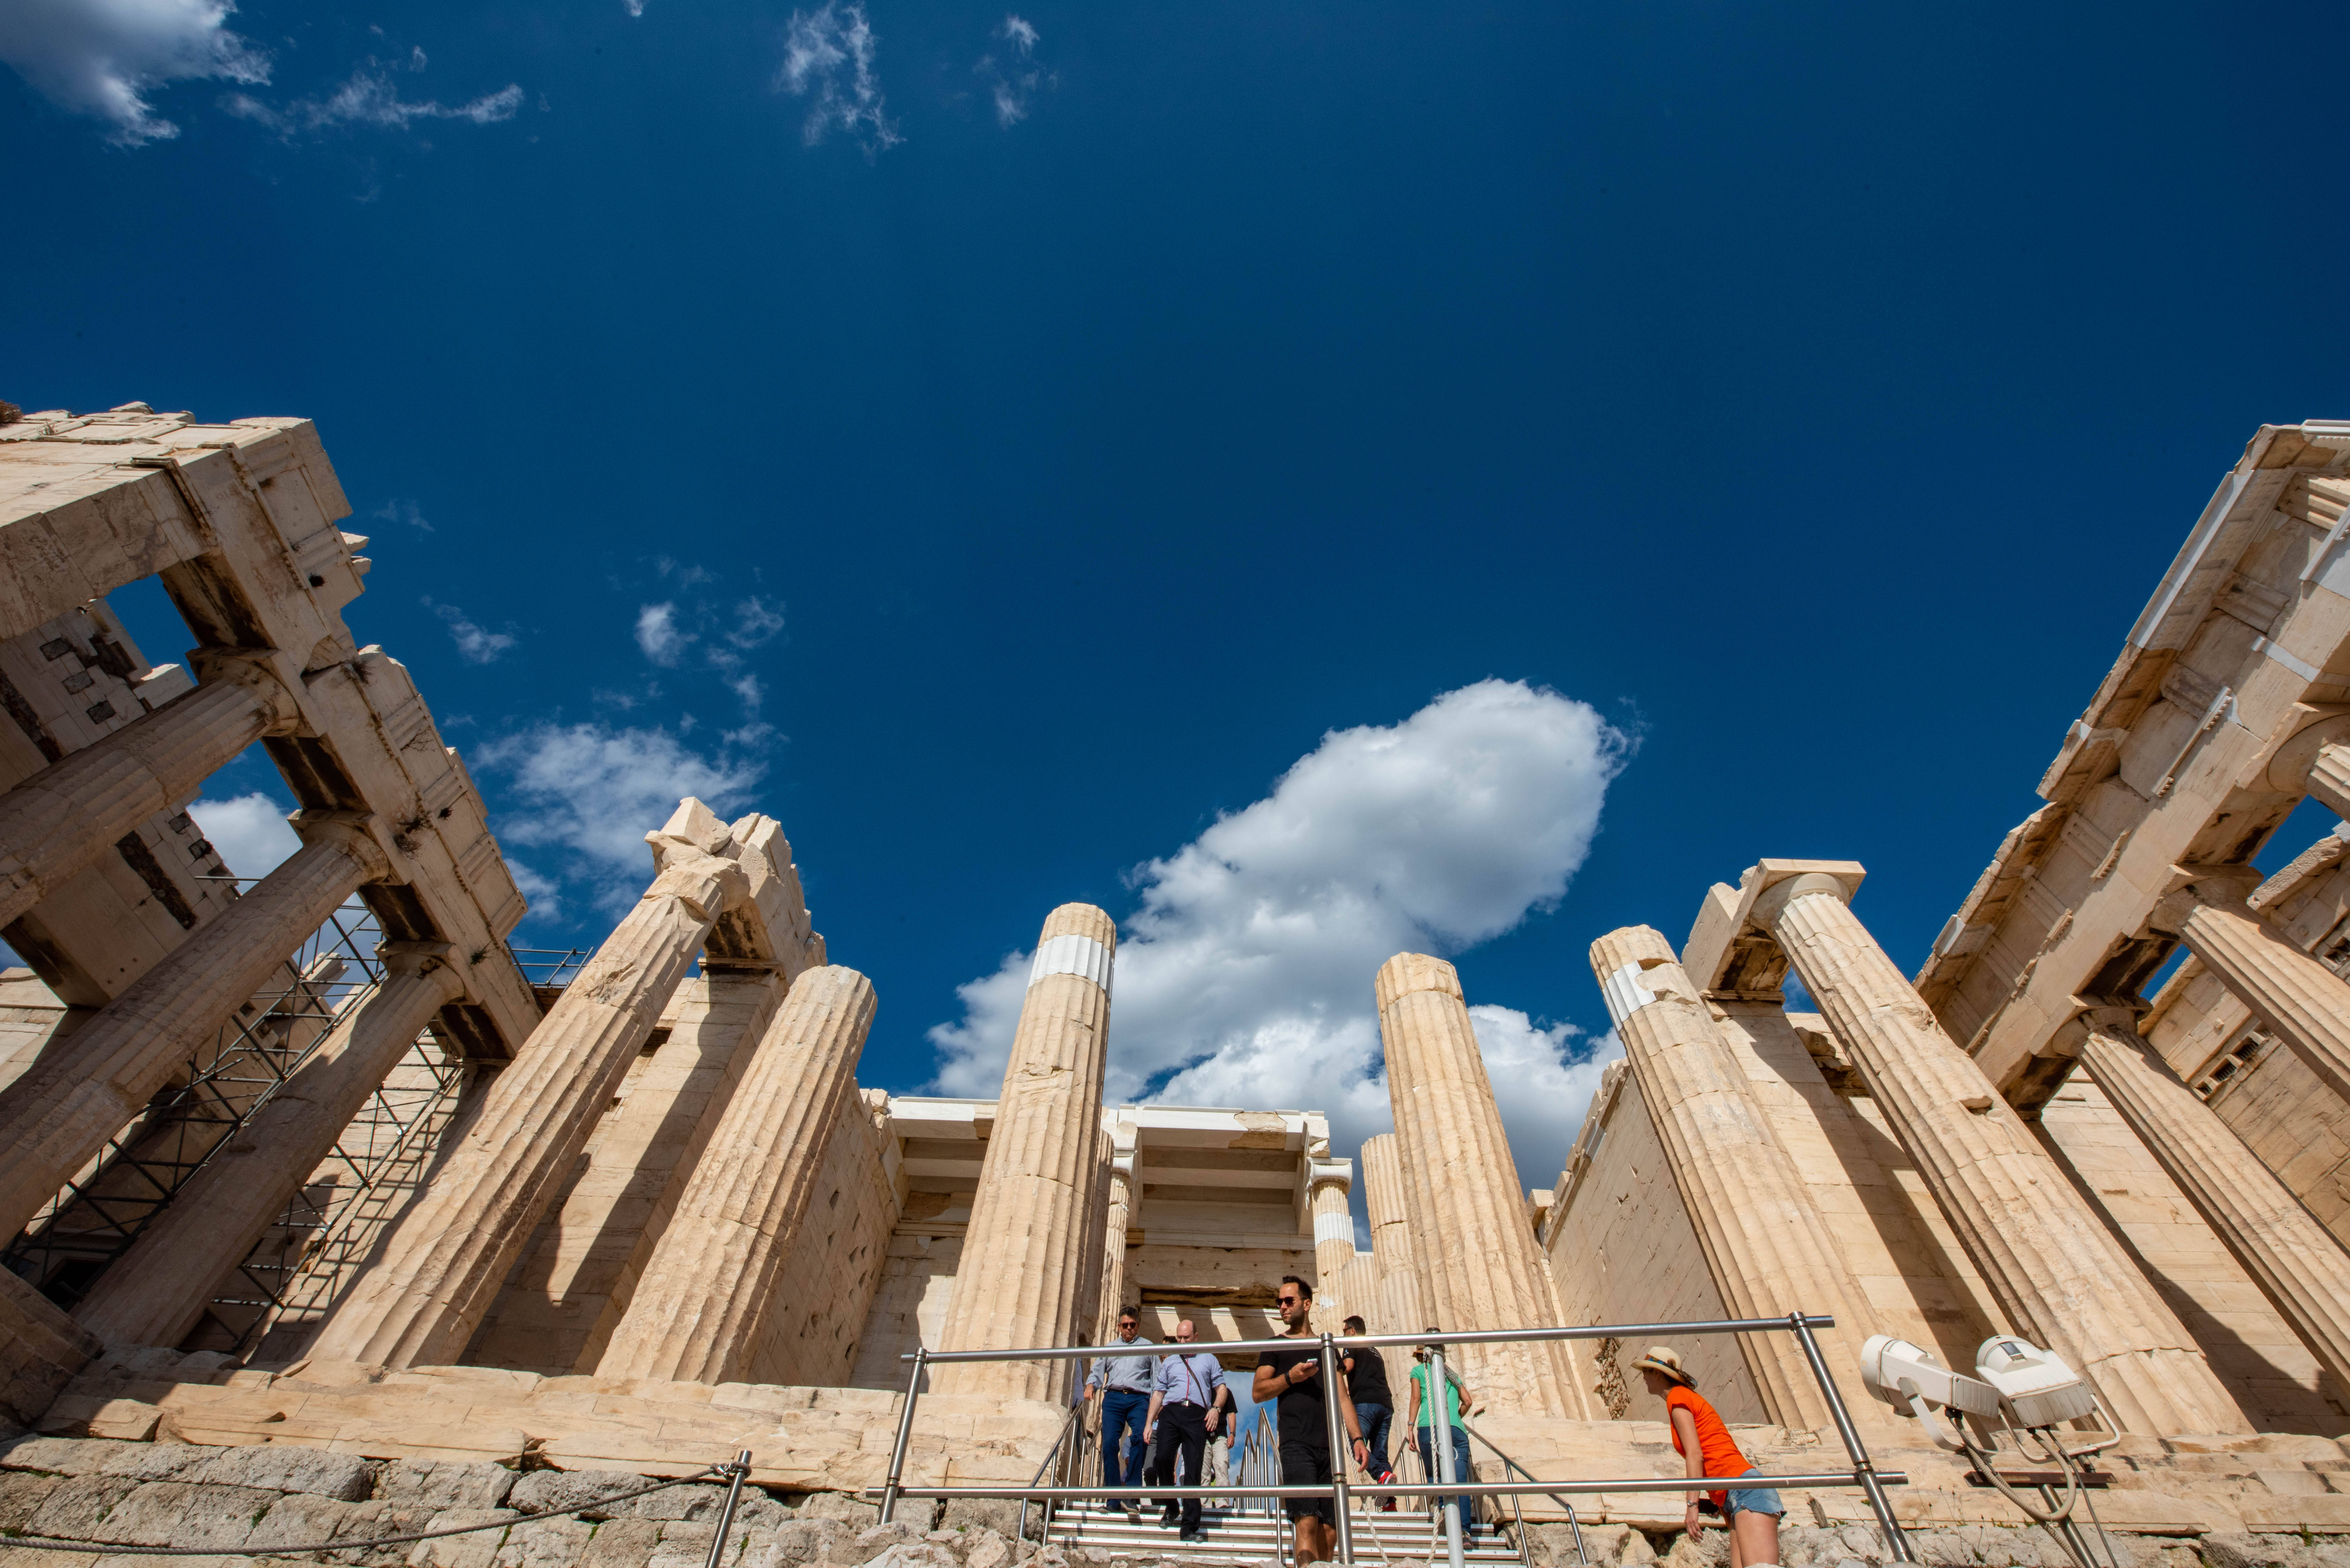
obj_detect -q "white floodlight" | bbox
[1975,1337,2096,1429]
[1860,1334,1998,1451]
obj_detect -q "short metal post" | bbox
[1788,1313,1913,1563]
[880,1347,927,1524]
[1429,1346,1465,1568]
[702,1449,753,1568]
[1319,1332,1355,1565]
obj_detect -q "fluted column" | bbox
[1310,1158,1354,1285]
[2304,743,2350,822]
[1362,1133,1425,1407]
[2162,876,2350,1106]
[1094,1135,1137,1339]
[1758,872,2251,1434]
[1592,925,1881,1432]
[933,903,1115,1401]
[0,815,386,1240]
[1362,1134,1428,1328]
[308,799,749,1369]
[1378,953,1585,1419]
[72,942,466,1349]
[597,965,876,1382]
[2078,1016,2350,1401]
[0,661,299,931]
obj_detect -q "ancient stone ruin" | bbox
[0,402,2347,1565]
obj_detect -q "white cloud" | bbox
[728,596,785,649]
[927,679,1630,1188]
[778,2,899,152]
[730,672,765,718]
[472,722,764,909]
[0,0,268,145]
[636,602,692,666]
[373,498,432,533]
[976,14,1043,128]
[225,64,520,134]
[187,791,300,878]
[423,597,516,664]
[504,859,564,924]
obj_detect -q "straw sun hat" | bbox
[1629,1346,1694,1387]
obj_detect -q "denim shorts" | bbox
[1723,1473,1784,1520]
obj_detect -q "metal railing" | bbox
[1462,1418,1588,1568]
[868,1313,1915,1566]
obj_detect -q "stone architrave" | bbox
[1377,953,1587,1420]
[1591,925,1879,1434]
[0,815,388,1240]
[307,800,753,1369]
[2158,872,2350,1106]
[70,941,467,1348]
[597,966,878,1383]
[1093,1129,1138,1339]
[932,904,1116,1401]
[2078,1015,2350,1401]
[1751,864,2252,1435]
[0,662,300,932]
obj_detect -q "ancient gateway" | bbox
[0,403,2344,1564]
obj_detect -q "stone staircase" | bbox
[1043,1499,1526,1565]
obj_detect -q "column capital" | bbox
[1308,1155,1352,1194]
[187,645,304,736]
[2259,708,2350,793]
[376,939,468,1003]
[291,808,393,882]
[2149,862,2265,932]
[1374,952,1459,1011]
[1684,859,1866,992]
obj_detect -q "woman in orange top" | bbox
[1632,1347,1781,1568]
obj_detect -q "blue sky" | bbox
[6,0,2346,1198]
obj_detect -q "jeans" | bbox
[1101,1389,1150,1496]
[1354,1402,1392,1478]
[1416,1425,1473,1534]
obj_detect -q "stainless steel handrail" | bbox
[1464,1419,1588,1568]
[1016,1403,1084,1545]
[869,1312,1916,1564]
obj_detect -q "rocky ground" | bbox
[2,1436,2348,1568]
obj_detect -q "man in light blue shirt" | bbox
[1142,1319,1232,1541]
[1083,1308,1156,1515]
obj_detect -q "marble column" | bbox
[72,942,466,1349]
[308,800,749,1369]
[597,965,876,1383]
[0,661,299,931]
[2078,1015,2350,1402]
[1757,871,2252,1435]
[1093,1132,1137,1340]
[2302,743,2350,823]
[1592,925,1880,1433]
[1075,1128,1113,1348]
[933,903,1115,1401]
[1377,952,1586,1420]
[0,814,386,1241]
[1362,1132,1426,1410]
[2161,875,2350,1107]
[1308,1156,1356,1335]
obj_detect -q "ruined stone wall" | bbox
[849,1232,965,1391]
[1543,1072,1761,1421]
[2037,1075,2350,1434]
[744,1091,898,1388]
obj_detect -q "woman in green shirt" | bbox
[1405,1330,1479,1535]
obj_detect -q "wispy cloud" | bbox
[778,2,899,153]
[224,58,520,135]
[374,498,433,533]
[635,602,692,666]
[0,0,269,145]
[423,597,517,664]
[728,596,786,649]
[976,13,1045,128]
[473,722,766,911]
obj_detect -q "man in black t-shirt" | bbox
[1340,1314,1397,1505]
[1251,1275,1366,1567]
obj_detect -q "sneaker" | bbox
[1159,1510,1181,1528]
[1179,1527,1206,1543]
